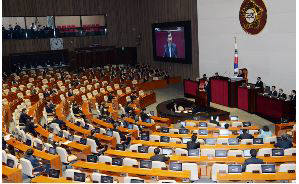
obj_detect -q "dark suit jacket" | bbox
[277,93,287,100]
[25,155,40,168]
[270,90,278,97]
[150,154,169,162]
[237,133,253,140]
[187,141,200,150]
[255,81,263,89]
[163,43,177,58]
[242,157,264,172]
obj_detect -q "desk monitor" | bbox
[49,147,56,155]
[180,121,186,127]
[116,144,126,151]
[36,143,43,151]
[112,158,123,166]
[68,135,74,141]
[80,138,87,145]
[127,124,133,130]
[162,148,173,155]
[138,146,149,153]
[253,138,263,144]
[182,138,191,144]
[160,136,170,143]
[198,129,208,135]
[161,127,169,133]
[49,169,60,178]
[205,138,217,145]
[215,150,228,157]
[101,175,114,183]
[140,131,149,141]
[75,121,81,127]
[84,124,90,130]
[230,116,239,121]
[243,150,251,157]
[140,160,152,169]
[25,139,32,146]
[243,122,252,127]
[272,148,284,156]
[106,130,113,137]
[74,172,86,182]
[6,159,15,168]
[188,149,200,156]
[179,128,189,134]
[228,138,239,145]
[169,162,182,171]
[58,131,63,138]
[199,122,207,127]
[228,165,242,173]
[261,164,276,173]
[131,179,145,183]
[87,155,98,163]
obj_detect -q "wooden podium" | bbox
[195,90,208,107]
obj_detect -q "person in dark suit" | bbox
[24,118,38,137]
[255,77,263,89]
[269,86,278,97]
[2,136,6,150]
[150,148,170,162]
[277,89,287,100]
[24,149,50,173]
[140,109,150,123]
[275,134,293,149]
[204,80,211,107]
[290,90,296,101]
[202,74,207,81]
[187,134,200,150]
[163,33,177,58]
[242,149,264,172]
[237,129,254,140]
[19,109,29,125]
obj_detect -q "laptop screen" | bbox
[205,138,217,145]
[127,124,133,130]
[6,159,14,168]
[243,122,252,127]
[272,149,284,156]
[182,138,191,144]
[49,147,56,155]
[58,131,63,138]
[112,158,123,166]
[80,138,87,145]
[160,136,170,143]
[261,164,276,173]
[140,131,149,141]
[140,160,152,169]
[253,138,263,144]
[106,130,113,137]
[138,146,149,153]
[131,179,145,183]
[74,172,86,182]
[101,175,113,183]
[199,122,207,127]
[215,150,228,157]
[116,144,126,151]
[198,129,208,135]
[36,143,43,151]
[160,127,169,133]
[228,138,239,145]
[169,162,182,171]
[188,149,199,156]
[84,124,90,130]
[162,148,173,155]
[49,169,60,178]
[25,139,32,146]
[68,135,74,141]
[228,165,242,173]
[243,150,251,157]
[179,129,189,134]
[87,155,98,163]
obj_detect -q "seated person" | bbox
[150,148,170,162]
[140,109,151,123]
[19,108,30,125]
[277,89,287,100]
[67,89,73,97]
[187,134,200,150]
[24,149,50,174]
[275,134,293,149]
[242,149,264,172]
[7,144,16,156]
[219,124,232,136]
[237,129,254,140]
[45,101,55,114]
[257,126,272,139]
[2,136,6,150]
[269,86,278,97]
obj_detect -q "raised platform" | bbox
[156,98,230,123]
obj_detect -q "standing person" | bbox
[204,80,211,107]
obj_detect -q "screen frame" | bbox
[152,21,192,64]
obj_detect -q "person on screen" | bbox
[163,32,177,58]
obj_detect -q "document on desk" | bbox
[62,140,72,145]
[4,134,12,141]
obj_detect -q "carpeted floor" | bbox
[146,82,275,132]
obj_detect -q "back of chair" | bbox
[56,147,68,164]
[86,138,98,154]
[152,161,166,169]
[2,150,7,164]
[20,158,34,177]
[7,154,19,168]
[278,163,296,172]
[182,163,199,181]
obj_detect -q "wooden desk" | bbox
[131,140,275,149]
[65,142,91,155]
[151,116,170,123]
[137,80,168,91]
[105,149,154,159]
[94,134,117,149]
[31,176,72,183]
[217,172,296,181]
[2,165,23,183]
[275,122,296,136]
[185,126,259,131]
[6,139,62,174]
[71,161,190,179]
[152,132,258,139]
